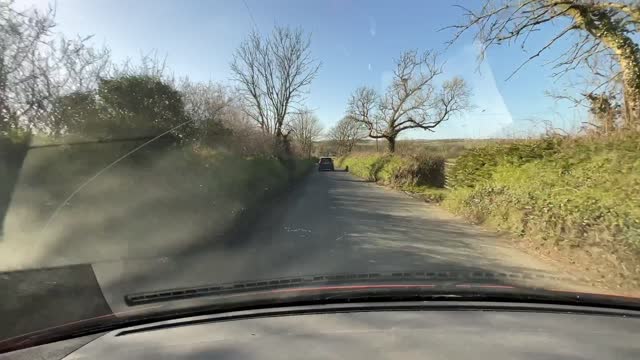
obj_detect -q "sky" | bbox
[18,0,588,139]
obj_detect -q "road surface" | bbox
[2,169,585,343]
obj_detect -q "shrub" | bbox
[446,138,562,188]
[444,134,640,277]
[392,153,446,188]
[1,139,315,268]
[338,152,446,188]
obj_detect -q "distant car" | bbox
[318,157,335,171]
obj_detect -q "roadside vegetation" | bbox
[0,2,317,248]
[445,134,640,286]
[322,138,496,159]
[1,138,316,269]
[337,152,449,203]
[336,0,640,289]
[340,131,640,288]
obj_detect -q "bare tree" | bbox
[54,36,112,94]
[181,81,229,124]
[179,79,233,143]
[328,115,367,154]
[0,2,55,134]
[289,109,322,158]
[231,26,320,140]
[347,50,471,152]
[448,0,640,130]
[114,51,169,80]
[0,1,110,135]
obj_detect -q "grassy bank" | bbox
[444,135,640,285]
[338,136,640,287]
[0,139,314,270]
[337,153,448,202]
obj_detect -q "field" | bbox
[317,138,502,160]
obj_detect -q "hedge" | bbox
[0,141,314,270]
[338,152,446,188]
[443,134,640,278]
[336,152,447,202]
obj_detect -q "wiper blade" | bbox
[125,270,548,305]
[123,270,640,313]
[124,270,619,307]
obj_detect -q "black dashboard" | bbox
[3,302,640,359]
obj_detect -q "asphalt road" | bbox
[92,170,583,313]
[2,169,585,344]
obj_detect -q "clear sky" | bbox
[18,0,587,139]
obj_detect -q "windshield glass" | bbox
[1,0,640,349]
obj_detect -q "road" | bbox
[2,169,585,343]
[94,169,584,310]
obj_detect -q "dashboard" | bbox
[3,302,640,359]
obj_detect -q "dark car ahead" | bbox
[318,157,335,171]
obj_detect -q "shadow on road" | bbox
[91,170,565,302]
[0,164,574,346]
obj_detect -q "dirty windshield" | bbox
[1,0,640,347]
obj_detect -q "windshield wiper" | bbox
[123,270,638,310]
[125,270,564,305]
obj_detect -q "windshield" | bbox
[1,0,640,349]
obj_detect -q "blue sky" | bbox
[19,0,587,139]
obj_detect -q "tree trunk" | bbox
[386,136,396,153]
[598,33,640,130]
[567,4,640,130]
[617,48,640,130]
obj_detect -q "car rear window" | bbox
[320,158,332,164]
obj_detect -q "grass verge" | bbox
[339,136,640,291]
[443,135,640,288]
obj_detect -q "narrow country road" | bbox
[92,170,581,313]
[2,169,585,343]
